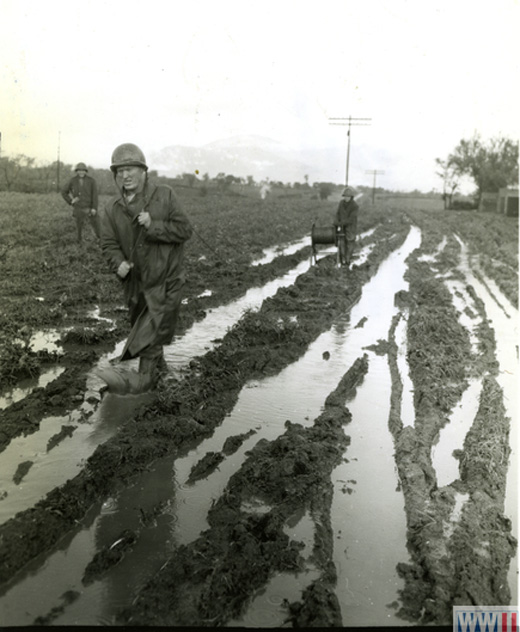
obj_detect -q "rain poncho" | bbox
[100,182,192,360]
[334,198,359,240]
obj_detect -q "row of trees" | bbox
[436,134,518,209]
[0,155,338,197]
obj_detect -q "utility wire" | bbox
[329,116,372,186]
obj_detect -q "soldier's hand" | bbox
[117,261,133,279]
[90,208,97,216]
[137,211,151,229]
[71,197,79,205]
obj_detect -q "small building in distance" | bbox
[497,187,519,217]
[478,192,499,213]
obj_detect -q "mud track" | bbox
[0,198,517,627]
[0,218,408,586]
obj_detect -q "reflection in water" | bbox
[0,228,423,626]
[394,313,415,428]
[455,235,519,598]
[431,379,482,488]
[251,236,309,266]
[0,366,65,410]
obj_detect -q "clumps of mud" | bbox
[117,355,369,627]
[33,590,80,626]
[385,231,516,625]
[82,529,138,586]
[13,460,34,485]
[47,425,76,452]
[186,452,225,484]
[187,430,257,484]
[285,579,342,627]
[0,217,407,597]
[0,354,96,452]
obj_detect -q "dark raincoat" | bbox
[334,198,359,240]
[100,183,193,360]
[61,174,98,213]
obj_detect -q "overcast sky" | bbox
[1,0,518,191]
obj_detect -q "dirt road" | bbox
[0,192,517,627]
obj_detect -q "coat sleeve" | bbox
[60,179,73,205]
[334,200,343,226]
[100,205,126,274]
[145,189,193,244]
[91,178,99,210]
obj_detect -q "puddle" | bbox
[1,329,64,410]
[9,225,512,626]
[251,236,309,266]
[431,379,483,488]
[444,279,483,353]
[3,228,373,528]
[331,354,411,629]
[417,236,447,263]
[0,366,65,411]
[226,568,321,628]
[0,227,420,626]
[0,251,328,527]
[455,234,518,598]
[0,457,178,627]
[28,329,63,354]
[394,313,415,428]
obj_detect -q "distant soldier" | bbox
[61,162,99,243]
[334,186,359,267]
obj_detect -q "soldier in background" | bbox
[334,186,359,267]
[61,162,99,243]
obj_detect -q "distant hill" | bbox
[149,136,349,184]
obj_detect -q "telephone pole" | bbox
[329,116,371,186]
[365,169,385,204]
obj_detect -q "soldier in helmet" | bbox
[97,143,193,394]
[334,186,359,267]
[61,162,100,243]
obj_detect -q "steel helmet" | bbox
[74,162,88,172]
[342,186,356,197]
[110,143,148,173]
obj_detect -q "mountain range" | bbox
[149,135,353,184]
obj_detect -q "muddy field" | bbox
[0,188,518,628]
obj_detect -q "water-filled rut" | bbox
[0,212,517,627]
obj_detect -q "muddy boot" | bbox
[95,365,154,395]
[156,352,168,377]
[138,356,161,390]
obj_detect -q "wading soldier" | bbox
[61,162,100,243]
[97,143,193,394]
[334,186,359,267]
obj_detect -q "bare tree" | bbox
[0,155,35,191]
[435,158,459,210]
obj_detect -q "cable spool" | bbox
[311,225,337,245]
[311,224,342,265]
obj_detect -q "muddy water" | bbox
[394,314,415,428]
[431,379,483,488]
[228,227,423,627]
[0,254,317,526]
[0,231,417,626]
[0,366,65,411]
[455,235,519,599]
[6,225,512,626]
[251,236,310,266]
